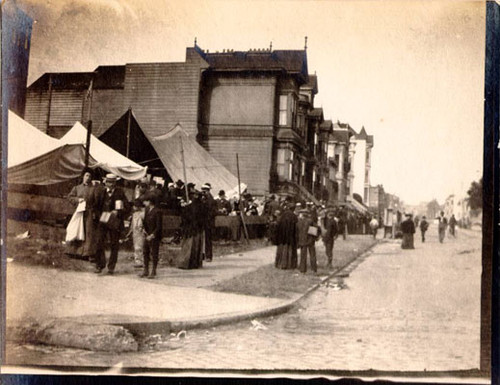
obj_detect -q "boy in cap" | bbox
[140,193,163,278]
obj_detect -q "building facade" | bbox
[350,127,374,204]
[24,43,333,200]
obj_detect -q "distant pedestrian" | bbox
[401,213,415,249]
[296,210,319,274]
[438,211,447,243]
[369,217,379,239]
[448,214,457,237]
[275,203,298,270]
[322,210,339,268]
[139,193,162,279]
[419,216,429,242]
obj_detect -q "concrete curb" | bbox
[12,240,379,351]
[115,240,379,336]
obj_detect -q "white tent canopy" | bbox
[8,110,63,167]
[59,121,147,180]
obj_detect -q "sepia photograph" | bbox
[1,0,496,382]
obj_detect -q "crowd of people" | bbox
[64,169,384,278]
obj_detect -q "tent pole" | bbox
[180,135,189,201]
[84,78,94,169]
[236,154,249,243]
[126,107,131,158]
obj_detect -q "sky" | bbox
[16,0,486,205]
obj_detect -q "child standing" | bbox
[140,193,163,279]
[126,199,145,268]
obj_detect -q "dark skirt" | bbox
[401,233,415,249]
[275,244,298,269]
[177,231,204,269]
[65,210,99,258]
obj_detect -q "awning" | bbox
[59,122,147,180]
[150,124,246,198]
[346,197,369,214]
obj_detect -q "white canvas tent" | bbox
[150,124,245,198]
[59,121,147,180]
[7,110,95,185]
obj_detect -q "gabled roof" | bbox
[320,119,333,132]
[330,130,350,143]
[301,74,318,94]
[354,126,374,146]
[309,108,324,119]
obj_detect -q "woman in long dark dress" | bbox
[178,190,205,269]
[275,203,298,269]
[401,214,416,249]
[65,169,101,260]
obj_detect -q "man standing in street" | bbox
[296,210,318,274]
[140,193,163,279]
[419,215,429,242]
[95,174,129,275]
[201,183,216,262]
[322,209,339,268]
[438,211,448,243]
[369,216,379,239]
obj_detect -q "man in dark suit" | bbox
[140,193,163,279]
[95,173,129,275]
[201,183,216,261]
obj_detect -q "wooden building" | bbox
[24,43,332,200]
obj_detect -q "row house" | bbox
[350,127,374,204]
[327,121,355,204]
[368,184,386,219]
[23,42,331,201]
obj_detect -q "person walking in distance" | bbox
[419,215,429,242]
[438,211,447,243]
[401,213,416,249]
[369,216,379,239]
[95,174,128,275]
[140,193,163,279]
[448,214,457,237]
[322,209,339,268]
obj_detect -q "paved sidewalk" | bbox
[6,245,286,330]
[6,236,376,349]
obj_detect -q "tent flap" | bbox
[8,144,100,185]
[150,124,245,198]
[59,122,147,180]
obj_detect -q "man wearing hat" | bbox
[201,182,216,261]
[94,173,129,274]
[401,213,416,249]
[140,192,163,279]
[322,209,339,268]
[296,209,319,274]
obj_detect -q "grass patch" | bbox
[210,236,376,299]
